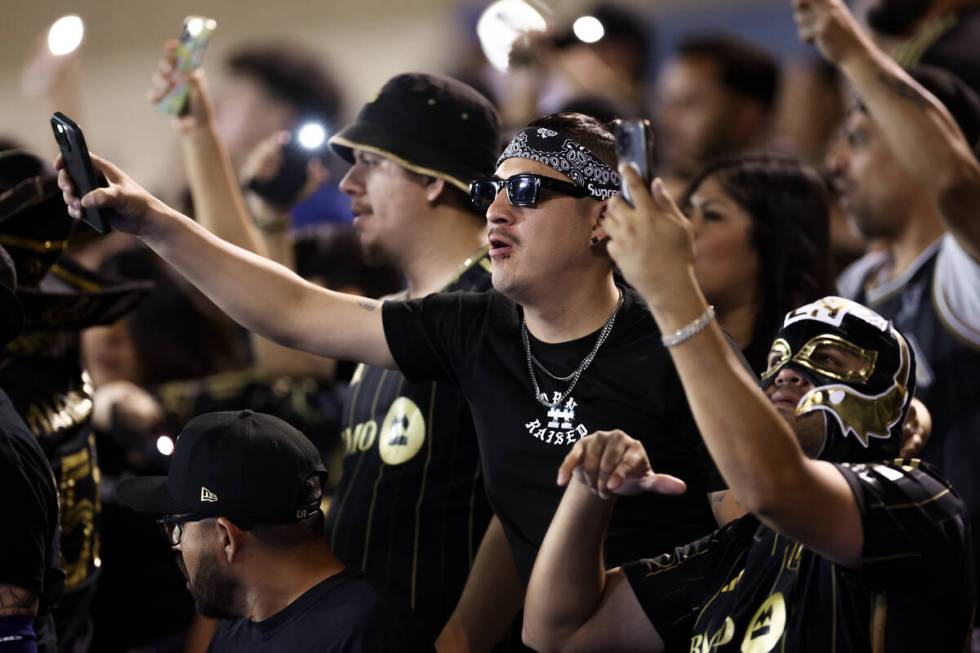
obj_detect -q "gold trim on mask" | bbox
[761,338,791,381]
[762,334,878,383]
[794,334,878,383]
[796,331,910,447]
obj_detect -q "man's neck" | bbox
[883,206,945,283]
[401,208,486,298]
[243,544,345,622]
[523,273,620,343]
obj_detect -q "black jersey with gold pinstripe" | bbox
[623,459,973,652]
[324,251,493,639]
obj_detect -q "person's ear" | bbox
[425,177,448,204]
[215,517,244,563]
[590,201,610,246]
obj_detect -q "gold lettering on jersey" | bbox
[378,397,426,465]
[345,420,377,452]
[59,434,101,589]
[785,542,805,571]
[691,617,735,652]
[740,592,786,653]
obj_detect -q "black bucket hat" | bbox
[330,73,501,192]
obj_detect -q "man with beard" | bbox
[865,0,980,98]
[116,409,432,652]
[147,60,501,639]
[523,164,973,644]
[808,0,980,638]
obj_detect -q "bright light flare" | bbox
[48,15,84,56]
[573,16,605,44]
[477,0,547,72]
[156,435,175,456]
[297,122,327,150]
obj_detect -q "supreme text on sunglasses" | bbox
[469,174,590,211]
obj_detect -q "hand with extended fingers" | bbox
[556,429,687,500]
[55,152,167,236]
[604,166,697,306]
[147,39,215,132]
[791,0,868,65]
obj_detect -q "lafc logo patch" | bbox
[200,486,218,502]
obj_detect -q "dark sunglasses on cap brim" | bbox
[469,174,589,211]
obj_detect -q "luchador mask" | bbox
[760,296,916,463]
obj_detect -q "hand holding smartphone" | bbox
[50,111,112,234]
[612,119,655,206]
[156,15,217,116]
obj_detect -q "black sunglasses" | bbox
[469,174,590,210]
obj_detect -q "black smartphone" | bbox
[612,119,655,207]
[247,122,329,208]
[50,112,111,234]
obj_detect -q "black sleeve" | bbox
[836,460,970,591]
[381,291,489,386]
[0,435,52,596]
[621,524,734,650]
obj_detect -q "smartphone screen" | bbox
[157,16,217,116]
[50,112,110,234]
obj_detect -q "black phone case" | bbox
[50,112,111,234]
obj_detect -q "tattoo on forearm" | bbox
[357,298,379,313]
[0,585,39,617]
[877,71,931,110]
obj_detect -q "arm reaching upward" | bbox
[56,152,396,370]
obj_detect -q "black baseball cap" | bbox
[116,410,327,523]
[330,72,501,192]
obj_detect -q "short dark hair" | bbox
[682,154,833,374]
[293,228,404,298]
[225,43,342,125]
[676,34,780,110]
[527,112,617,168]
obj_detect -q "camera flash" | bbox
[573,16,605,44]
[48,15,84,56]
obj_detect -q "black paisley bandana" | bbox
[496,128,621,201]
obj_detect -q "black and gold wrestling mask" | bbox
[760,296,916,463]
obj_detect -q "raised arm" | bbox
[523,430,682,653]
[56,153,395,370]
[605,168,864,567]
[148,41,268,256]
[794,0,980,260]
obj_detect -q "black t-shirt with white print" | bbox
[382,284,724,581]
[623,459,974,651]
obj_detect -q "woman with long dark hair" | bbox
[680,154,833,373]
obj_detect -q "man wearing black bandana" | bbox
[57,111,732,651]
[523,156,974,650]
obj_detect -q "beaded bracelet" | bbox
[661,305,716,348]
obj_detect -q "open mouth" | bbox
[488,232,515,259]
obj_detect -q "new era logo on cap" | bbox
[201,487,218,502]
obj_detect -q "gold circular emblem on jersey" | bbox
[740,592,786,653]
[379,397,426,465]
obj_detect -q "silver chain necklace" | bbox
[521,288,624,408]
